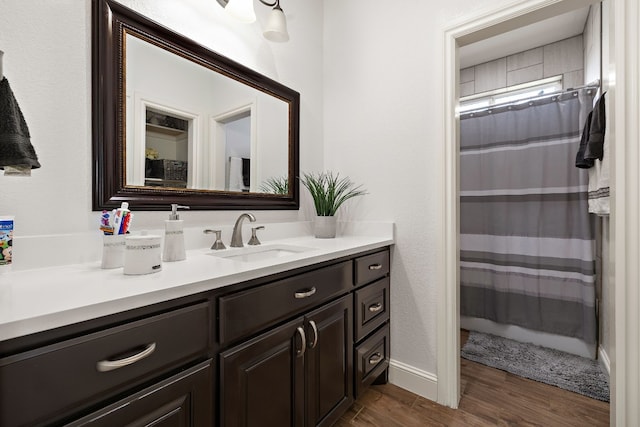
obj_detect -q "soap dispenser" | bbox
[163,204,189,262]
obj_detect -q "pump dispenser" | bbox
[162,204,189,262]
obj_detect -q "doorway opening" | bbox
[439,0,607,410]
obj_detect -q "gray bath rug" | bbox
[461,331,610,402]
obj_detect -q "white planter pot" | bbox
[313,216,337,238]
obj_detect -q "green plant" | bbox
[300,171,367,216]
[260,176,289,195]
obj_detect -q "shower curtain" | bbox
[459,88,597,344]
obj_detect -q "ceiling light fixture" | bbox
[217,0,290,42]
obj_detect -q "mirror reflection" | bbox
[125,33,289,193]
[92,0,300,210]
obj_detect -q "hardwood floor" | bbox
[335,331,610,426]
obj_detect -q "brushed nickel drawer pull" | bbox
[294,286,317,299]
[296,326,307,358]
[308,320,319,349]
[368,263,383,271]
[368,302,383,313]
[368,352,383,365]
[97,342,157,372]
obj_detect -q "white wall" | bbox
[323,0,508,381]
[583,3,601,85]
[0,0,323,249]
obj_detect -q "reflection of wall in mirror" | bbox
[126,34,208,188]
[257,95,288,192]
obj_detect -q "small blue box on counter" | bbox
[0,217,14,267]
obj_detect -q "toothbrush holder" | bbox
[101,234,125,269]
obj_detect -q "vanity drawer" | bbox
[0,302,210,427]
[355,277,390,342]
[355,323,390,398]
[355,250,389,287]
[219,261,352,345]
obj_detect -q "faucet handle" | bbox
[248,226,265,246]
[204,229,226,250]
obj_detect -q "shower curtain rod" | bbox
[566,78,601,92]
[461,78,601,116]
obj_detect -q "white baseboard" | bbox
[598,345,611,375]
[388,359,438,402]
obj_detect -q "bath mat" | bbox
[461,331,610,402]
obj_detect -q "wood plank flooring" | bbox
[335,331,609,426]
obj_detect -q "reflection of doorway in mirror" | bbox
[144,107,189,188]
[224,113,251,192]
[210,102,257,192]
[129,95,200,189]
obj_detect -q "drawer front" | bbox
[219,261,352,346]
[354,250,389,287]
[66,359,213,427]
[0,302,210,427]
[355,277,390,342]
[355,324,390,398]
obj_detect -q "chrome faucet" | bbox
[230,213,256,247]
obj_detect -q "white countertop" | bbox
[0,231,393,342]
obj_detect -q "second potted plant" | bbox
[300,171,367,238]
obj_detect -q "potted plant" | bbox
[259,176,289,195]
[300,171,367,238]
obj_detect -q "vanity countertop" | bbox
[0,231,394,342]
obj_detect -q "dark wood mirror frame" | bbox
[92,0,300,211]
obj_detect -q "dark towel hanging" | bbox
[0,77,40,169]
[575,92,606,169]
[575,111,594,168]
[242,158,250,187]
[583,92,606,161]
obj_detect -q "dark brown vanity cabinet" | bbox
[220,297,353,427]
[219,247,391,427]
[353,250,391,398]
[0,246,391,427]
[0,301,213,427]
[220,262,353,427]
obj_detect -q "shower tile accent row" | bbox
[460,35,584,97]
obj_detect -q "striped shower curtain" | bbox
[459,88,597,344]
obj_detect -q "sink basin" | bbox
[208,244,315,263]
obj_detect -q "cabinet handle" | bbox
[96,342,157,372]
[308,320,318,349]
[368,352,383,365]
[368,263,383,271]
[368,302,383,313]
[296,326,306,358]
[294,286,317,299]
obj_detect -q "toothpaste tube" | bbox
[0,216,14,267]
[112,202,131,235]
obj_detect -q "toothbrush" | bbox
[100,210,114,235]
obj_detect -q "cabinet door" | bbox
[220,318,305,427]
[305,295,353,427]
[66,360,213,427]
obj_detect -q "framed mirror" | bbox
[92,0,300,210]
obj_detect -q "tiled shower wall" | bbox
[460,35,585,97]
